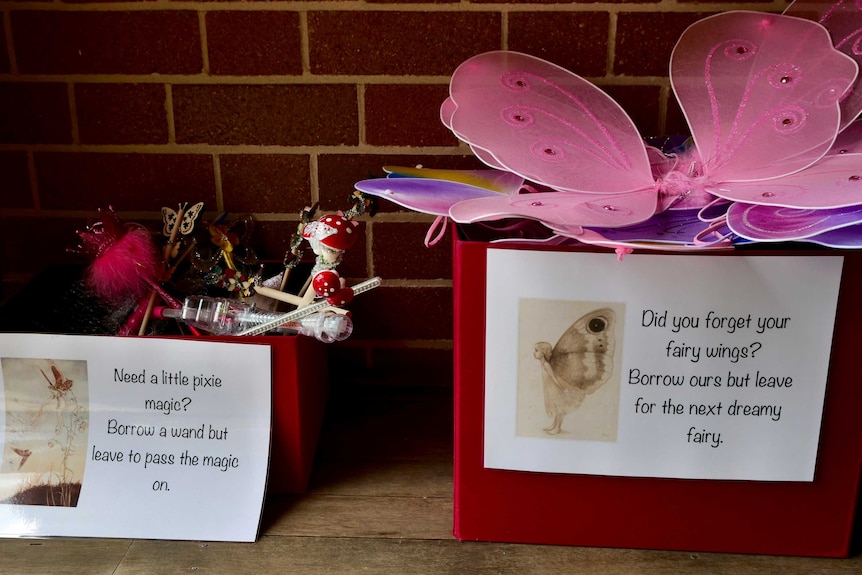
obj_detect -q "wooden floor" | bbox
[0,385,860,574]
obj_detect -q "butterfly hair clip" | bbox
[356,1,862,252]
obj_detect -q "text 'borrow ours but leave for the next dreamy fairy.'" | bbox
[633,309,796,448]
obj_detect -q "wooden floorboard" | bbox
[112,536,862,575]
[0,538,132,575]
[263,493,453,540]
[309,459,453,498]
[0,384,860,574]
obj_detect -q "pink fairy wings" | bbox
[442,12,859,226]
[671,11,856,183]
[785,0,862,131]
[355,7,862,249]
[441,51,655,195]
[677,9,862,211]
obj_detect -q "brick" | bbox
[470,0,580,3]
[35,153,217,211]
[602,84,661,137]
[508,12,610,77]
[318,154,486,212]
[62,0,152,3]
[373,222,451,280]
[0,82,72,144]
[173,84,358,145]
[75,84,169,145]
[474,0,655,3]
[365,85,457,147]
[308,11,501,75]
[219,154,311,213]
[0,152,32,209]
[347,286,453,340]
[12,11,202,74]
[615,12,712,77]
[206,12,302,76]
[368,0,456,4]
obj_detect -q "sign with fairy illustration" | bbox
[0,334,270,541]
[483,248,843,481]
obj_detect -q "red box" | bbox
[0,266,329,494]
[452,228,862,556]
[195,334,328,494]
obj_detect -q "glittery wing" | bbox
[448,187,659,230]
[827,118,862,155]
[354,178,502,217]
[441,98,511,172]
[562,208,734,249]
[726,201,862,241]
[797,222,862,247]
[670,11,858,183]
[784,0,862,130]
[354,167,522,217]
[549,308,616,394]
[382,166,525,194]
[704,152,862,208]
[443,51,655,194]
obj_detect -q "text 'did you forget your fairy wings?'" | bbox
[355,1,862,253]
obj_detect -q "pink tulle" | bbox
[655,149,716,211]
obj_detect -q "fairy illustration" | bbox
[533,308,616,435]
[1,358,89,506]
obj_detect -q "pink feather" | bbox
[71,208,162,305]
[87,225,160,303]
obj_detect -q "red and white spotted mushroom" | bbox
[311,269,355,306]
[302,213,359,263]
[312,269,341,298]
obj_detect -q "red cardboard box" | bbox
[0,267,328,495]
[452,227,862,556]
[206,334,328,494]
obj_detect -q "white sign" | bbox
[484,249,843,481]
[0,334,271,541]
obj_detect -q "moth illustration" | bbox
[40,365,73,393]
[355,3,862,251]
[161,201,205,238]
[533,308,616,435]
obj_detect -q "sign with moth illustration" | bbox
[484,248,842,481]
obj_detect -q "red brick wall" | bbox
[0,0,785,384]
